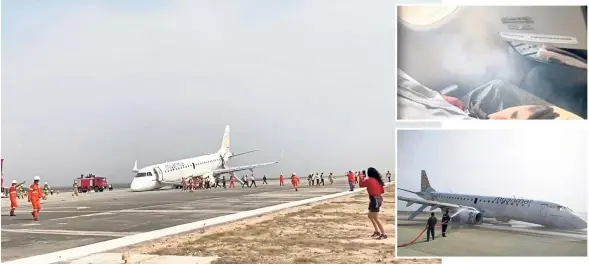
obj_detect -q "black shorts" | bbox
[368,196,383,212]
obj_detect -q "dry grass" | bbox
[123,183,441,264]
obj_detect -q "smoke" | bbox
[437,18,515,88]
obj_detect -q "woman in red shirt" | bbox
[359,167,387,240]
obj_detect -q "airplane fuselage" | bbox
[130,154,223,192]
[423,192,586,230]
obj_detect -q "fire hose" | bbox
[398,220,449,248]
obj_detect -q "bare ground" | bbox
[121,184,441,264]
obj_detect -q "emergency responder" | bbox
[386,171,392,182]
[28,176,44,221]
[9,180,23,216]
[328,172,334,184]
[426,212,437,242]
[222,175,227,189]
[279,174,284,186]
[320,173,325,186]
[442,210,451,237]
[262,175,268,185]
[307,174,312,186]
[291,173,299,191]
[108,184,113,191]
[229,175,235,188]
[73,180,79,197]
[43,182,50,199]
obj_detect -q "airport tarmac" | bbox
[397,212,588,257]
[1,179,353,262]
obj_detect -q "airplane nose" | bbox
[574,216,587,229]
[130,179,143,192]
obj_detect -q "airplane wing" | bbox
[212,161,279,175]
[398,196,461,210]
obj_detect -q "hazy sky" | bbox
[1,0,395,186]
[397,129,588,212]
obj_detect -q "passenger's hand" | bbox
[488,105,560,120]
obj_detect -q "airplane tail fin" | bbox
[218,125,231,156]
[420,170,436,193]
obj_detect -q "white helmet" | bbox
[292,172,296,175]
[45,182,48,184]
[11,180,17,184]
[33,176,40,181]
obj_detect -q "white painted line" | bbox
[3,182,393,264]
[2,229,139,237]
[120,209,241,214]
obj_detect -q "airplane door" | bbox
[540,204,548,217]
[474,198,478,204]
[154,167,164,182]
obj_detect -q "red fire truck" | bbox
[76,174,110,193]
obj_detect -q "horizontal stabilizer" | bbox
[231,150,258,158]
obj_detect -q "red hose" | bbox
[398,220,449,248]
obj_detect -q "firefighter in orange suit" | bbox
[9,180,23,216]
[291,173,299,192]
[27,176,44,221]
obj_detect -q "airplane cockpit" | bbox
[130,169,158,192]
[134,172,153,177]
[541,202,587,229]
[397,6,587,120]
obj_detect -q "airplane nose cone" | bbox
[574,216,587,229]
[130,179,145,192]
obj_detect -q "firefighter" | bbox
[442,210,451,237]
[222,175,227,189]
[108,184,113,191]
[43,182,50,199]
[181,177,187,191]
[9,180,23,216]
[262,175,268,185]
[229,175,235,188]
[291,173,299,191]
[73,180,79,197]
[279,174,284,186]
[28,176,44,221]
[307,174,312,186]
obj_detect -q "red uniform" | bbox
[279,175,284,186]
[27,183,43,220]
[229,176,235,188]
[9,185,18,216]
[291,175,299,191]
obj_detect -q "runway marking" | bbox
[21,223,41,227]
[42,197,230,222]
[120,209,241,214]
[1,229,139,237]
[24,211,103,213]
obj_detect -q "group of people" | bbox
[306,172,335,186]
[8,176,45,221]
[347,170,392,191]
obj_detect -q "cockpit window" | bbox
[557,206,572,212]
[135,172,149,177]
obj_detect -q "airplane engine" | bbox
[454,208,483,225]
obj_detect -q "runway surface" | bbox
[1,180,351,262]
[397,212,588,257]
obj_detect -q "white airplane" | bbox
[398,170,587,230]
[130,125,280,192]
